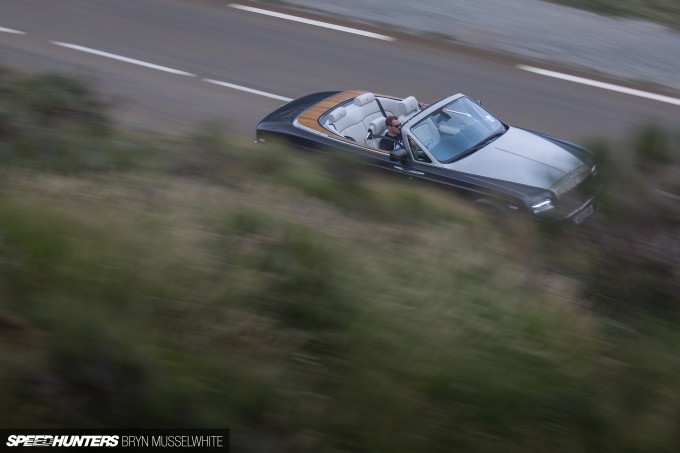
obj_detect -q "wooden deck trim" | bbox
[297,90,365,141]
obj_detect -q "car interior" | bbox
[322,93,420,149]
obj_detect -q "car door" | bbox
[397,131,490,197]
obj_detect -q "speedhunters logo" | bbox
[6,435,118,447]
[1,430,229,450]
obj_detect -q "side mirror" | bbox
[389,147,409,163]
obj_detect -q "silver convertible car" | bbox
[256,90,598,223]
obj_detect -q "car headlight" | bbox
[532,199,555,214]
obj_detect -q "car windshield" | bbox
[409,97,506,164]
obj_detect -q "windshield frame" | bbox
[402,95,507,165]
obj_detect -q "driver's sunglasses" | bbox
[391,123,402,128]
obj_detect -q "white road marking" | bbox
[204,79,292,102]
[51,41,291,102]
[229,3,395,42]
[1,26,26,34]
[517,65,680,107]
[51,41,197,76]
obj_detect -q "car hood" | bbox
[447,127,587,191]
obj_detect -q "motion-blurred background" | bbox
[1,1,680,451]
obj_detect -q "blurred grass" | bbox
[547,0,680,29]
[1,68,680,451]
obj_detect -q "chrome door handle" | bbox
[394,165,424,176]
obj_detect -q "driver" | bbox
[379,116,403,151]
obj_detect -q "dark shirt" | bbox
[379,132,402,151]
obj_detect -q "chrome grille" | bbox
[550,164,591,197]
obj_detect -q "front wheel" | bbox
[474,198,514,225]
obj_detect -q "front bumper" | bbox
[566,198,595,224]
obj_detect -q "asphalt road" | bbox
[1,0,678,143]
[278,0,680,94]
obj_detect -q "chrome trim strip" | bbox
[567,197,594,218]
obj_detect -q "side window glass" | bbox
[408,136,432,163]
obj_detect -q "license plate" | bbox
[572,202,594,224]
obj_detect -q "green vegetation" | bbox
[1,69,680,452]
[546,0,680,29]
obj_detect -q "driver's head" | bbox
[385,116,401,131]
